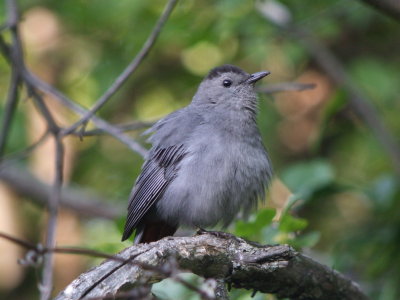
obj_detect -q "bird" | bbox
[122,64,273,243]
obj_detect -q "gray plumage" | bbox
[122,64,273,243]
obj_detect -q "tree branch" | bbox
[359,0,400,22]
[257,82,316,94]
[0,231,214,300]
[24,70,149,158]
[55,233,369,300]
[0,164,124,219]
[0,65,20,159]
[77,120,155,137]
[258,4,400,176]
[62,0,179,136]
[0,35,149,158]
[3,1,66,298]
[40,136,64,300]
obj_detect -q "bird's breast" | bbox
[156,123,270,228]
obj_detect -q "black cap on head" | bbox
[206,64,247,80]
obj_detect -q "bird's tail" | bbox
[133,221,177,244]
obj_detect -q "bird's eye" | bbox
[222,79,232,87]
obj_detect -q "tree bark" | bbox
[55,232,369,300]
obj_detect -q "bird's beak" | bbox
[246,71,271,84]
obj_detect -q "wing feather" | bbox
[122,145,186,241]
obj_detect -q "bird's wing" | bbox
[121,144,186,241]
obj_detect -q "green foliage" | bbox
[0,104,27,154]
[333,174,400,299]
[281,159,335,200]
[279,213,308,233]
[152,273,204,300]
[234,206,319,249]
[235,208,275,240]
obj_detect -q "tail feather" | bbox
[133,224,145,244]
[134,222,177,244]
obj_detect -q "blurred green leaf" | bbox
[279,214,308,233]
[291,231,321,248]
[281,160,334,199]
[351,58,400,105]
[235,208,275,239]
[153,273,203,300]
[368,175,398,210]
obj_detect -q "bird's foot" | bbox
[196,228,241,241]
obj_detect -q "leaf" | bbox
[269,178,294,220]
[279,214,308,233]
[369,175,398,210]
[280,159,334,199]
[235,208,275,239]
[291,231,321,248]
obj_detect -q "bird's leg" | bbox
[196,227,210,234]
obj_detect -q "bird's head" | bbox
[192,64,270,114]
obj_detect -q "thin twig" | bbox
[257,82,316,94]
[4,1,59,134]
[0,231,37,250]
[0,231,133,262]
[4,1,64,299]
[78,120,155,136]
[0,36,148,158]
[0,164,124,219]
[0,130,50,165]
[358,0,400,21]
[0,33,11,56]
[258,5,400,175]
[293,26,400,175]
[0,1,20,160]
[0,231,214,300]
[40,137,64,300]
[0,0,21,156]
[0,67,20,159]
[24,70,149,158]
[61,0,179,136]
[28,89,60,133]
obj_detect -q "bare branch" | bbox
[3,1,66,298]
[62,0,179,136]
[0,231,37,250]
[359,0,400,22]
[40,137,64,300]
[0,0,21,157]
[24,70,149,158]
[78,120,155,137]
[4,1,60,134]
[258,5,400,176]
[257,82,316,94]
[54,233,369,300]
[0,130,50,163]
[0,66,20,158]
[29,90,61,133]
[0,164,123,219]
[0,35,149,158]
[0,232,214,300]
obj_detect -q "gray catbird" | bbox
[122,64,273,243]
